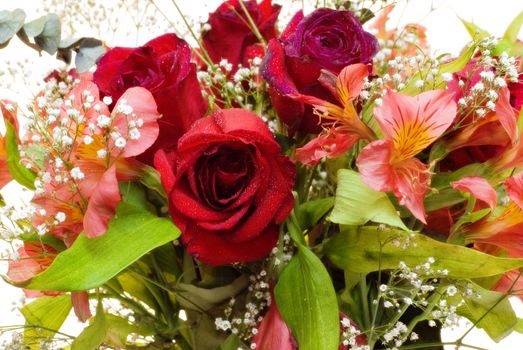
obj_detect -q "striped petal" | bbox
[375,90,457,160]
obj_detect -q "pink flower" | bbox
[451,176,498,210]
[293,64,376,164]
[356,90,457,223]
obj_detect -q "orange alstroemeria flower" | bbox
[356,89,457,223]
[293,63,376,165]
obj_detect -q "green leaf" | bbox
[20,195,181,291]
[75,43,106,73]
[0,9,25,45]
[176,275,249,312]
[296,197,334,230]
[503,10,523,43]
[104,314,153,348]
[22,14,61,54]
[140,165,168,198]
[459,17,490,41]
[330,169,407,230]
[275,244,339,350]
[5,120,36,189]
[71,302,106,350]
[324,226,523,278]
[515,318,523,334]
[218,334,247,350]
[458,282,516,342]
[21,295,72,349]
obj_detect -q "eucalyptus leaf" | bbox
[75,44,106,72]
[5,120,36,189]
[0,9,25,45]
[18,194,180,291]
[330,169,407,230]
[22,14,61,54]
[324,226,523,278]
[21,295,71,349]
[275,244,339,350]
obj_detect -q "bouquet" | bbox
[0,0,522,349]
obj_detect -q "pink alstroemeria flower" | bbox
[356,89,457,223]
[293,63,376,165]
[451,176,498,211]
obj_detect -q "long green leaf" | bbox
[324,227,523,278]
[5,120,36,189]
[458,282,516,342]
[330,170,407,230]
[21,295,71,349]
[459,17,490,41]
[275,245,339,350]
[71,302,106,350]
[503,10,523,42]
[20,199,180,291]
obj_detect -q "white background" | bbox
[0,0,522,348]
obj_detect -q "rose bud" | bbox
[261,8,378,134]
[93,33,207,163]
[202,0,281,68]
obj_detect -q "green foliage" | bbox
[0,8,25,47]
[458,282,517,342]
[71,303,106,350]
[330,170,407,230]
[296,197,335,230]
[0,9,104,71]
[324,226,523,278]
[275,217,339,350]
[21,295,72,349]
[218,334,247,350]
[18,188,181,291]
[459,17,490,41]
[5,120,36,189]
[20,14,61,54]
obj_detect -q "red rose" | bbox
[93,33,207,163]
[202,0,281,68]
[261,9,378,134]
[154,109,295,266]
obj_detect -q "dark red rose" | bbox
[202,0,281,68]
[154,109,295,265]
[93,33,207,163]
[509,73,523,111]
[261,9,378,134]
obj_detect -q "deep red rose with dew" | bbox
[261,8,378,134]
[93,33,207,163]
[202,0,281,68]
[154,109,295,265]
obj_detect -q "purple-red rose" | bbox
[202,0,281,68]
[154,109,295,266]
[93,33,207,163]
[261,8,378,133]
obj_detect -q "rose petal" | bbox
[182,222,280,266]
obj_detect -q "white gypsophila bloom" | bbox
[129,128,141,140]
[97,149,107,159]
[55,212,66,223]
[97,114,112,128]
[115,137,127,148]
[70,167,85,180]
[103,96,113,105]
[83,135,94,144]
